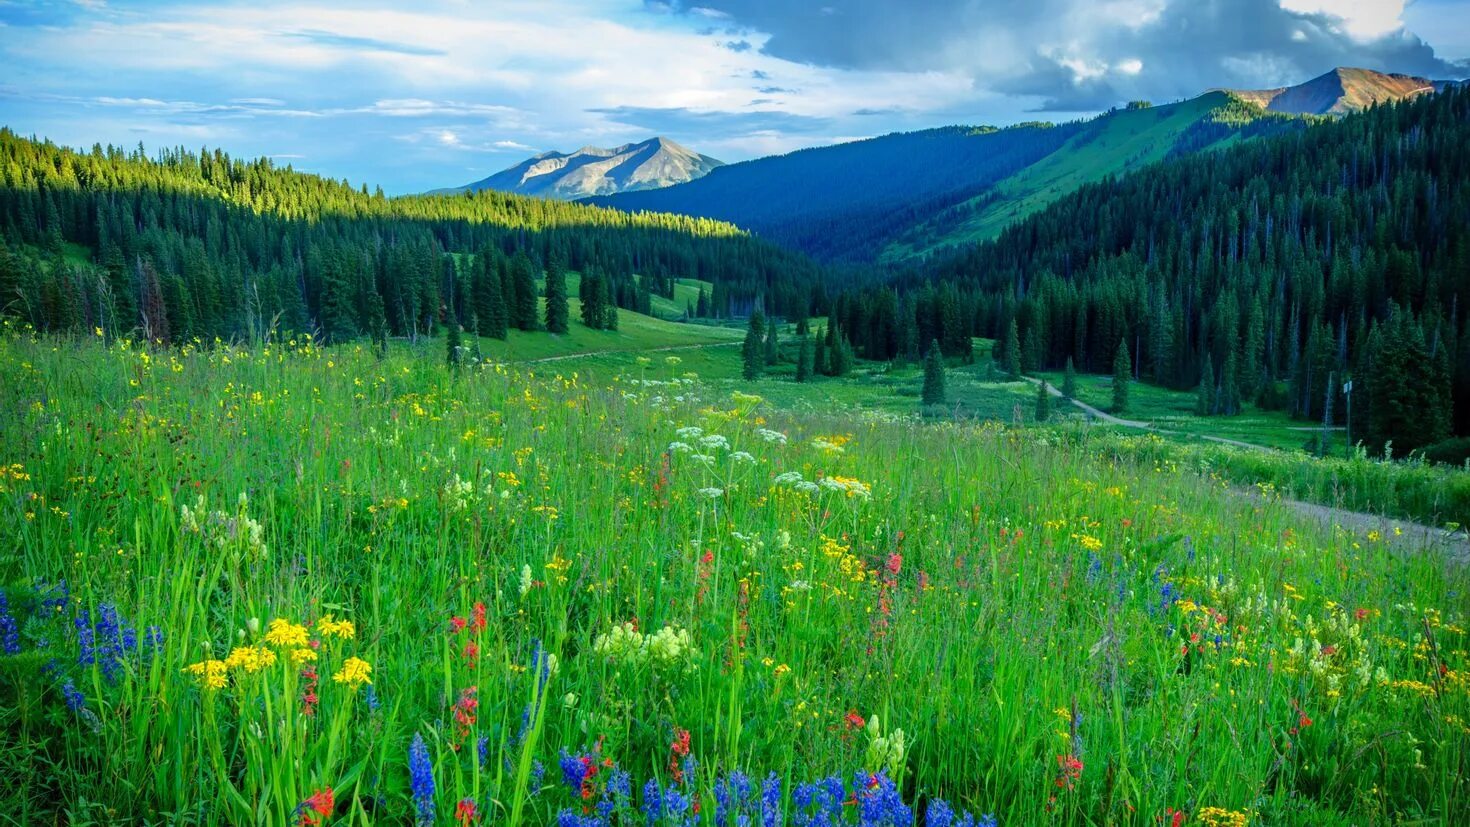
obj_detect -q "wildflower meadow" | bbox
[0,330,1466,825]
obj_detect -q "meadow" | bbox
[1,327,1467,826]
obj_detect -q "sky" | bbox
[1,0,1467,194]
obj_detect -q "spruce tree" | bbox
[742,311,766,380]
[1036,379,1051,422]
[1196,357,1216,416]
[764,320,780,365]
[1112,339,1131,414]
[544,260,569,334]
[581,271,605,330]
[1004,318,1022,379]
[510,252,538,330]
[602,277,619,331]
[1062,357,1077,400]
[814,328,829,376]
[446,320,462,370]
[795,334,812,383]
[922,339,947,406]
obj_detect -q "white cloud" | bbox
[1279,0,1407,40]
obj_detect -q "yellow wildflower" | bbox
[223,645,276,673]
[317,615,356,640]
[333,656,373,687]
[184,659,229,689]
[264,618,309,647]
[290,647,318,664]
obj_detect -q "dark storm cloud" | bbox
[661,0,1468,111]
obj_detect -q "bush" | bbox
[1422,437,1470,468]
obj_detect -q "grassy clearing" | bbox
[1,331,1467,825]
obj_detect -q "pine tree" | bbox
[814,328,829,376]
[544,259,569,334]
[764,320,780,365]
[795,334,813,383]
[602,277,619,331]
[511,253,538,331]
[922,339,947,406]
[581,270,605,330]
[1004,318,1022,379]
[446,319,462,370]
[1112,339,1131,414]
[1196,357,1216,416]
[1035,379,1051,422]
[742,311,766,380]
[1062,357,1077,400]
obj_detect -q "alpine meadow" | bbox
[2,3,1470,826]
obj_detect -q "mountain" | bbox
[829,84,1470,450]
[594,93,1301,263]
[1225,67,1435,115]
[437,137,722,199]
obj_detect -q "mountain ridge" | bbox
[434,137,722,200]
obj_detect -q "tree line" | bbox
[0,130,824,344]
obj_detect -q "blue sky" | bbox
[2,0,1466,194]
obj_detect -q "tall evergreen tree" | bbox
[1196,356,1216,416]
[544,258,569,334]
[742,310,766,380]
[1004,318,1022,379]
[1035,379,1051,422]
[1062,356,1077,400]
[922,339,947,406]
[1112,339,1131,414]
[446,319,462,370]
[795,334,812,383]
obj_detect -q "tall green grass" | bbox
[0,329,1466,825]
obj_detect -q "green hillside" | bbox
[883,93,1275,260]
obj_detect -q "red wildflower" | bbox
[669,728,692,784]
[462,640,480,666]
[300,664,319,717]
[1354,607,1370,622]
[448,616,468,634]
[885,553,902,575]
[455,798,479,825]
[297,787,334,826]
[844,710,866,730]
[1162,807,1184,827]
[471,602,487,632]
[1054,754,1084,791]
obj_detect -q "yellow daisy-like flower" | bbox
[317,614,356,640]
[184,659,229,689]
[290,647,318,664]
[264,618,309,648]
[332,656,373,687]
[223,645,277,673]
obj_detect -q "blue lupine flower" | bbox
[477,735,489,768]
[34,580,69,617]
[0,591,20,655]
[760,772,781,827]
[530,760,546,796]
[642,778,663,825]
[364,684,381,712]
[556,810,606,827]
[608,768,632,802]
[1085,554,1102,585]
[408,733,435,826]
[559,748,592,793]
[61,679,86,711]
[854,770,912,826]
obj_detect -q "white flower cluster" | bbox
[592,622,697,669]
[755,428,787,445]
[773,471,820,495]
[180,494,267,559]
[819,476,872,500]
[443,473,475,512]
[697,487,725,499]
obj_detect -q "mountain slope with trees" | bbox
[0,130,822,343]
[829,85,1470,453]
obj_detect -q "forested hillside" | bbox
[0,130,822,343]
[831,86,1470,452]
[590,123,1084,261]
[594,94,1305,263]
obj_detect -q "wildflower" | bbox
[519,564,534,597]
[0,592,19,655]
[290,647,318,664]
[333,656,373,687]
[854,771,911,826]
[755,428,787,445]
[471,602,487,632]
[184,658,229,689]
[409,733,436,826]
[316,615,356,640]
[455,798,479,825]
[265,619,309,648]
[300,663,320,716]
[295,788,334,827]
[669,728,692,783]
[698,487,725,499]
[1054,754,1083,791]
[223,645,276,673]
[364,684,381,712]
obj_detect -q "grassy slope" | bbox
[882,93,1235,261]
[470,273,738,362]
